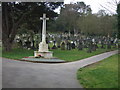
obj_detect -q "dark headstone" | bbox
[107,43,111,49]
[83,39,88,48]
[61,42,65,50]
[107,38,111,49]
[25,40,31,49]
[16,39,22,47]
[92,43,96,51]
[36,41,39,49]
[78,40,83,50]
[95,43,98,48]
[66,40,71,50]
[87,40,92,53]
[31,40,36,50]
[46,37,49,44]
[56,37,61,48]
[101,38,105,49]
[71,42,76,49]
[52,40,57,49]
[48,45,51,50]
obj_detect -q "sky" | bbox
[55,0,120,14]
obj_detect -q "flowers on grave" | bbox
[24,57,29,58]
[35,54,42,58]
[39,55,44,58]
[38,55,42,57]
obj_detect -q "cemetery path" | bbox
[2,50,118,88]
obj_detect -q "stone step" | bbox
[21,57,65,63]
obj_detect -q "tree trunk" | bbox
[3,39,13,52]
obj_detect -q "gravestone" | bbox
[52,40,57,49]
[61,41,65,50]
[25,40,31,49]
[66,40,71,50]
[92,38,96,51]
[87,39,92,53]
[107,36,111,49]
[92,43,96,51]
[78,40,83,50]
[34,14,53,58]
[16,38,22,48]
[113,38,118,48]
[56,35,61,48]
[101,37,105,49]
[95,38,99,49]
[31,40,35,50]
[71,41,76,49]
[83,38,88,48]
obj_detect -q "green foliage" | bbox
[77,12,117,36]
[16,2,63,33]
[2,48,34,59]
[54,2,91,32]
[77,54,119,88]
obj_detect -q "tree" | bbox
[77,10,117,36]
[2,2,63,51]
[77,14,98,35]
[55,2,92,33]
[117,3,120,38]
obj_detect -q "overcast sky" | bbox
[57,0,119,14]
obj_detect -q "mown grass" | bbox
[2,46,117,62]
[51,48,116,61]
[77,54,119,88]
[2,48,34,60]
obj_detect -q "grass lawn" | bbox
[52,48,116,61]
[2,48,34,60]
[2,46,117,62]
[77,54,119,88]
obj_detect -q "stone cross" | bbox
[40,13,49,43]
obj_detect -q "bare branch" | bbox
[105,3,116,11]
[99,0,120,14]
[108,2,117,6]
[100,4,115,14]
[113,0,119,5]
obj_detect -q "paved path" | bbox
[2,50,118,88]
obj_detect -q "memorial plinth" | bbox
[34,41,53,58]
[34,51,53,58]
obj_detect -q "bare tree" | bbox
[100,0,120,14]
